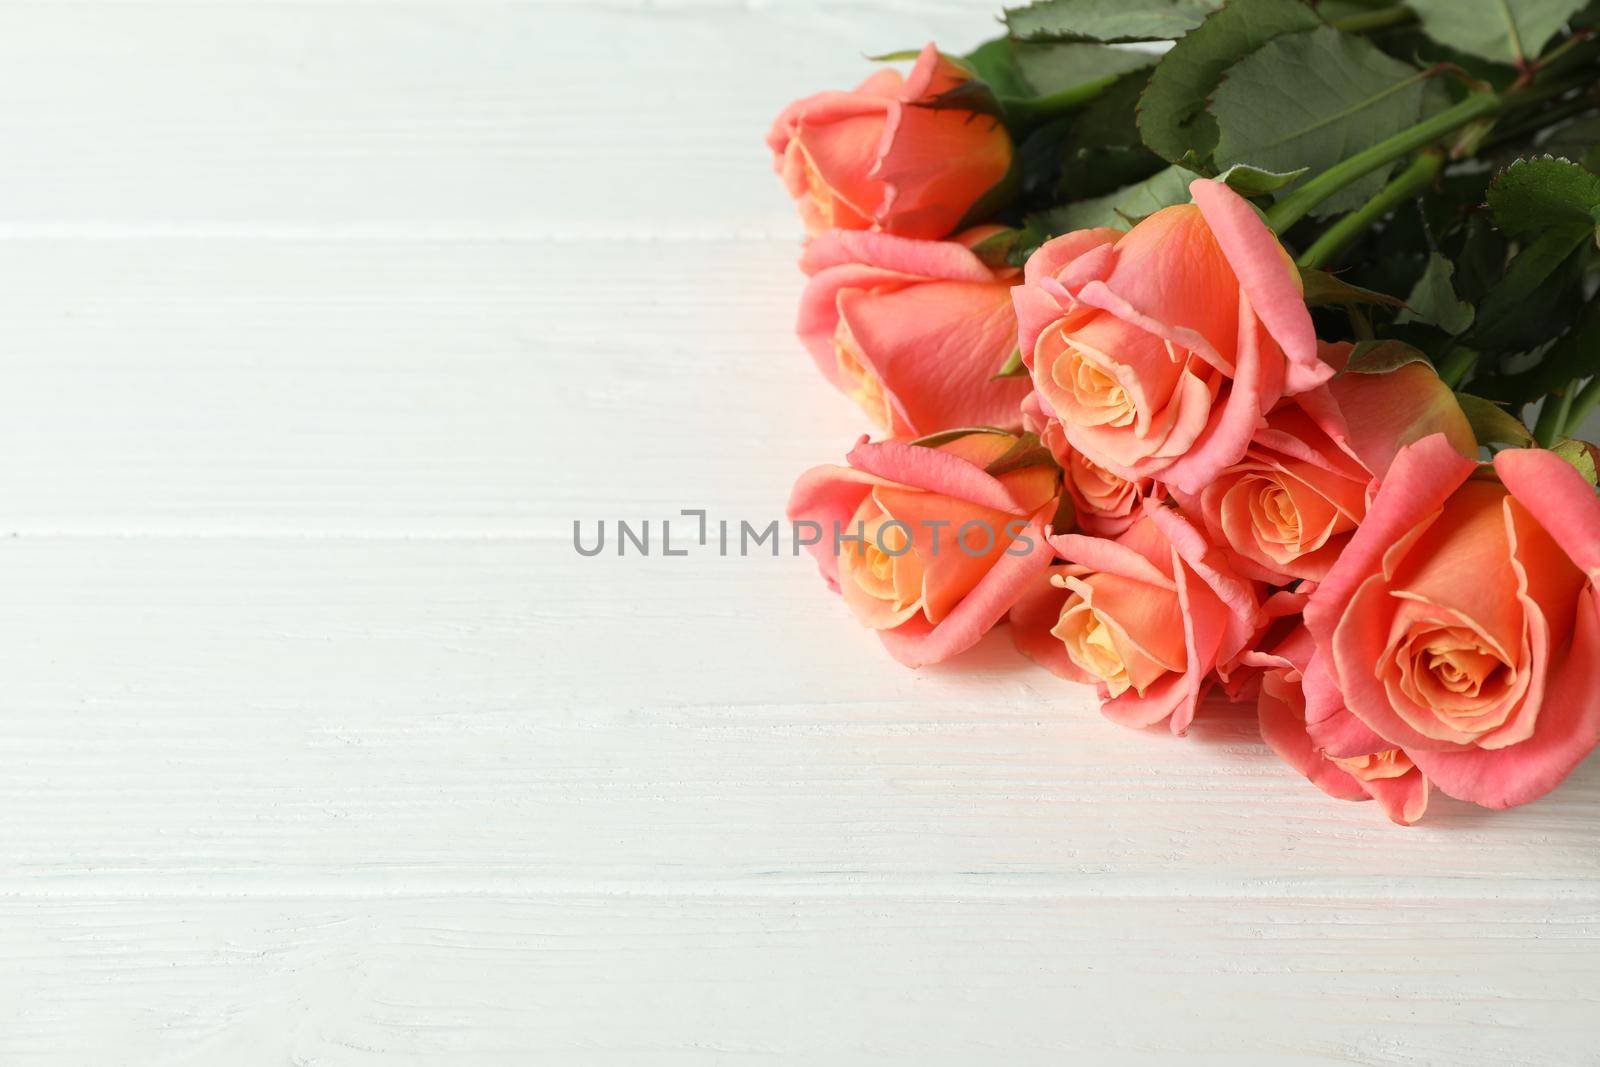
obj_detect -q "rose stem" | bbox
[1562,376,1600,440]
[1535,388,1577,448]
[1295,150,1443,270]
[1265,90,1502,235]
[1329,5,1416,34]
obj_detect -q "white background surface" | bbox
[1,1,1597,1063]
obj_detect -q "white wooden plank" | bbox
[1,535,1596,890]
[0,893,1594,1065]
[0,236,853,533]
[0,4,992,231]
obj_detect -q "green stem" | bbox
[1529,31,1599,79]
[1265,91,1502,234]
[1565,376,1600,439]
[1001,74,1122,127]
[1437,346,1479,390]
[1330,5,1417,34]
[1296,150,1443,269]
[1535,389,1575,447]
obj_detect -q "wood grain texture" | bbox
[2,895,1597,1066]
[0,2,1596,1064]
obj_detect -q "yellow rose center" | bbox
[837,496,926,630]
[1052,341,1135,428]
[1249,476,1301,550]
[1052,592,1133,697]
[1413,628,1507,703]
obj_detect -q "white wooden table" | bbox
[0,2,1596,1063]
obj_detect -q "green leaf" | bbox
[1000,213,1061,265]
[1209,26,1437,216]
[1041,160,1306,231]
[1213,161,1308,195]
[1486,156,1600,241]
[1059,71,1168,197]
[1551,437,1600,485]
[963,38,1034,100]
[1317,0,1403,17]
[1137,0,1322,166]
[1478,300,1600,403]
[1397,253,1475,334]
[1456,392,1535,447]
[1042,164,1197,230]
[1005,0,1221,43]
[1345,339,1430,373]
[1469,225,1591,350]
[1300,268,1407,308]
[1013,41,1157,95]
[1404,0,1587,66]
[992,348,1030,380]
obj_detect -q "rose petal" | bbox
[1496,447,1600,580]
[1188,178,1324,391]
[1409,587,1600,808]
[879,511,1055,667]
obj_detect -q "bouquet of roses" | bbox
[770,0,1600,824]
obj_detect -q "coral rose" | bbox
[1304,435,1600,809]
[797,228,1029,435]
[767,43,1013,240]
[1009,504,1259,733]
[788,430,1059,667]
[1178,351,1474,583]
[1246,625,1429,826]
[1012,180,1331,493]
[1022,390,1155,536]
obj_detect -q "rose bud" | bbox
[1305,435,1600,809]
[1009,503,1260,734]
[1023,390,1156,536]
[797,228,1029,435]
[1176,352,1475,584]
[1244,625,1429,826]
[1012,180,1332,494]
[788,430,1059,667]
[766,43,1013,240]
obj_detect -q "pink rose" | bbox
[1013,180,1331,493]
[1305,435,1600,809]
[767,43,1013,240]
[788,431,1059,667]
[1247,625,1429,826]
[1177,352,1474,583]
[797,228,1029,435]
[1009,504,1260,733]
[1023,390,1156,536]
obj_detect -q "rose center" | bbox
[1422,642,1503,698]
[853,513,915,607]
[1247,476,1300,550]
[1052,593,1132,697]
[1053,344,1135,428]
